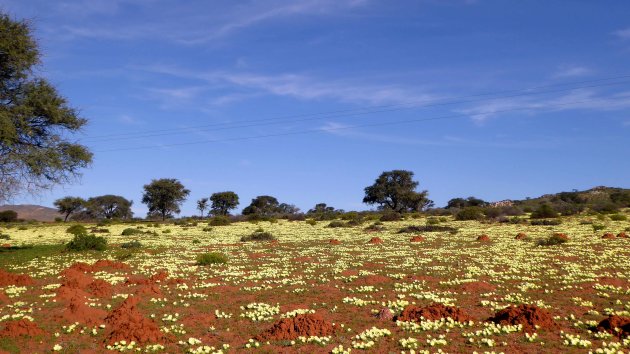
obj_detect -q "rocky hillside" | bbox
[0,205,60,222]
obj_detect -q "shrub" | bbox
[530,219,562,226]
[455,207,484,221]
[610,214,627,221]
[91,228,110,233]
[192,239,201,244]
[397,225,458,233]
[196,252,228,265]
[240,231,276,242]
[54,217,63,222]
[380,212,402,222]
[364,223,386,232]
[209,216,231,226]
[426,217,440,225]
[121,228,143,236]
[66,224,88,236]
[0,234,10,240]
[327,221,347,228]
[120,240,142,249]
[67,234,107,251]
[592,224,605,232]
[0,210,18,222]
[202,227,212,232]
[306,219,317,226]
[162,229,171,234]
[537,234,568,246]
[341,212,361,221]
[530,204,558,219]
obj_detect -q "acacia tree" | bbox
[0,14,92,202]
[210,191,239,216]
[141,178,190,221]
[85,195,133,219]
[196,198,208,218]
[242,195,280,216]
[53,196,85,221]
[363,170,431,212]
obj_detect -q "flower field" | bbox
[0,214,629,353]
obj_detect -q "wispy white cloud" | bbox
[613,27,630,40]
[553,64,592,78]
[320,122,448,146]
[458,89,630,122]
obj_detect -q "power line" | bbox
[83,74,630,142]
[95,97,617,153]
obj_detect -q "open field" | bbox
[1,214,629,353]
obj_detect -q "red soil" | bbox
[1,244,10,248]
[368,237,383,244]
[0,319,45,337]
[554,233,569,241]
[460,281,496,293]
[515,232,528,240]
[476,234,491,242]
[617,232,628,238]
[60,293,107,326]
[374,308,394,321]
[329,239,341,245]
[87,279,113,298]
[92,259,130,271]
[597,315,630,338]
[60,268,94,289]
[353,275,390,286]
[104,296,165,344]
[134,284,163,297]
[488,304,556,332]
[255,313,335,341]
[602,233,616,239]
[410,235,425,242]
[396,303,472,322]
[0,269,34,286]
[0,292,8,304]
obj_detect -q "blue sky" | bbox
[2,0,630,216]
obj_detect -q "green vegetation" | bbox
[121,228,144,236]
[537,234,568,246]
[196,252,228,265]
[240,229,276,242]
[66,233,107,251]
[209,216,231,226]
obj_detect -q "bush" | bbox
[54,217,63,222]
[380,212,402,222]
[364,223,386,232]
[162,229,171,234]
[610,214,627,221]
[0,234,10,240]
[196,252,228,265]
[240,231,276,242]
[121,228,144,236]
[91,228,110,233]
[327,221,347,228]
[66,224,88,236]
[426,217,440,225]
[202,227,212,232]
[121,240,142,249]
[537,234,568,246]
[397,225,458,233]
[530,204,559,219]
[209,216,231,226]
[0,210,18,222]
[455,207,484,221]
[530,219,562,226]
[306,219,317,226]
[67,234,107,251]
[592,224,605,232]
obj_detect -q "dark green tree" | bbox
[196,198,208,218]
[0,14,92,202]
[363,170,430,212]
[210,191,239,216]
[446,196,487,209]
[53,196,85,221]
[530,203,559,219]
[141,178,190,220]
[85,195,133,219]
[242,195,280,216]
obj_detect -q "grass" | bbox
[0,244,65,267]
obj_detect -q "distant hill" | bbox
[504,186,630,214]
[0,204,60,222]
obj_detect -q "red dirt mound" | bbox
[135,284,163,297]
[0,319,45,337]
[0,292,9,304]
[602,233,615,239]
[0,269,34,287]
[92,260,130,271]
[61,294,107,326]
[410,235,424,242]
[476,234,491,242]
[374,308,394,321]
[488,304,555,332]
[87,279,113,298]
[515,232,528,240]
[368,237,383,244]
[596,315,630,338]
[60,268,94,289]
[329,239,341,245]
[67,262,93,273]
[617,232,628,239]
[396,303,472,322]
[255,313,335,341]
[104,296,165,344]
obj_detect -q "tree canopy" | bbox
[0,14,92,202]
[242,195,280,216]
[210,191,239,216]
[141,178,190,220]
[363,170,432,212]
[53,196,85,221]
[85,195,133,220]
